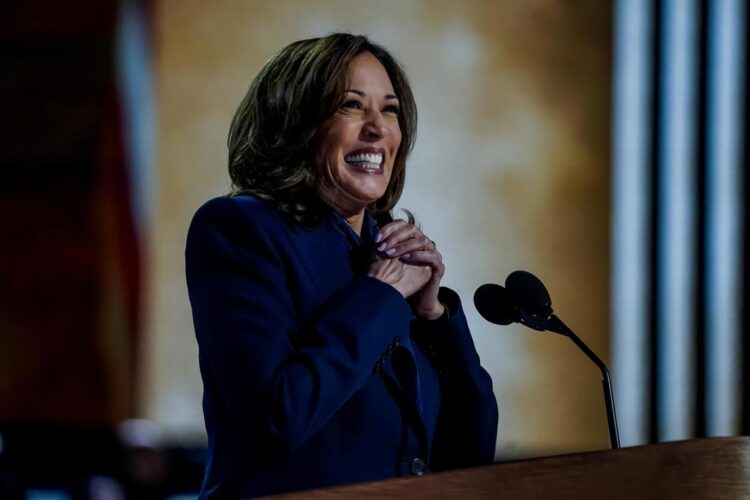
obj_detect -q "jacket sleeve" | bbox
[186,198,412,454]
[412,287,499,470]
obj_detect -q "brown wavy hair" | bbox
[227,33,417,228]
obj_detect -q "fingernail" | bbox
[402,253,411,260]
[377,243,386,252]
[375,233,383,243]
[386,248,396,255]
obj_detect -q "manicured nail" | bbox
[375,233,383,243]
[386,248,396,255]
[402,253,411,260]
[377,243,386,252]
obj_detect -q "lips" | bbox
[344,147,385,172]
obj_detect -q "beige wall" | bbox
[142,0,612,459]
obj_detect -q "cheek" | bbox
[390,131,403,167]
[391,122,403,151]
[318,125,350,161]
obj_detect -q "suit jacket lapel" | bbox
[287,217,355,303]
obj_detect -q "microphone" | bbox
[473,283,518,325]
[474,271,620,449]
[505,270,552,318]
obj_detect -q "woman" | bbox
[186,33,498,498]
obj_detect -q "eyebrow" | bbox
[346,88,399,101]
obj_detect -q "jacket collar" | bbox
[287,209,379,301]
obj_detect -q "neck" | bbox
[316,186,369,236]
[343,211,365,236]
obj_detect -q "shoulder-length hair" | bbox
[227,33,417,228]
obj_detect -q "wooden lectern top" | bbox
[267,437,750,499]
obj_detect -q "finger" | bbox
[375,220,410,244]
[368,255,406,281]
[402,249,443,264]
[377,223,419,251]
[379,227,431,258]
[383,234,433,258]
[401,250,445,277]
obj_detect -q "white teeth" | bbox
[350,161,380,171]
[345,152,383,165]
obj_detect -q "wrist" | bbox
[420,301,446,320]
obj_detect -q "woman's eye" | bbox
[383,104,400,115]
[341,100,363,110]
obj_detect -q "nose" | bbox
[362,110,387,139]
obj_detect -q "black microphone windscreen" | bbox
[474,283,519,325]
[505,270,553,318]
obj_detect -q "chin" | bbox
[354,188,387,206]
[354,177,390,199]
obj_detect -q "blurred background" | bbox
[0,0,747,498]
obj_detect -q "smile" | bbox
[344,149,384,173]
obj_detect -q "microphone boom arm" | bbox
[546,315,620,450]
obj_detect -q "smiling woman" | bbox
[186,33,497,498]
[315,52,403,232]
[226,35,416,231]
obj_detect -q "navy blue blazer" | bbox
[186,195,498,498]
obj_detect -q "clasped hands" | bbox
[366,220,445,320]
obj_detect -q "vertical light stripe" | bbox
[116,0,156,239]
[611,0,653,447]
[657,0,699,441]
[705,0,745,436]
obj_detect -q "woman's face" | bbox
[314,52,402,215]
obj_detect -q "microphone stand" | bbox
[545,315,621,450]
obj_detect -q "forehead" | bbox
[347,52,396,94]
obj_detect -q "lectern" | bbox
[267,438,750,499]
